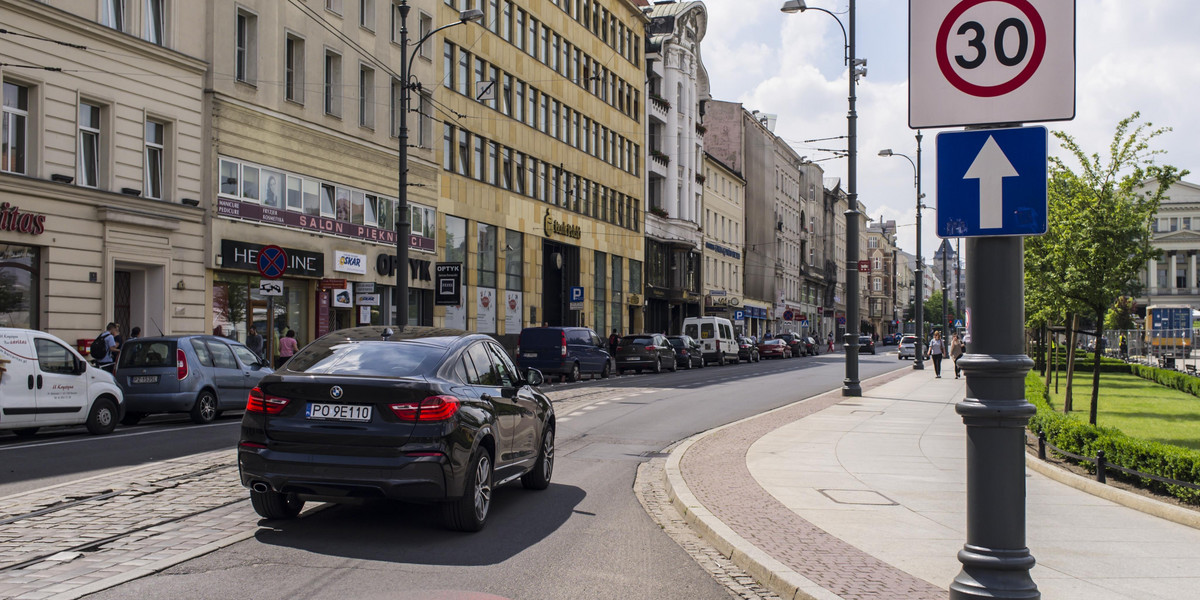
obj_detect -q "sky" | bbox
[696,0,1200,261]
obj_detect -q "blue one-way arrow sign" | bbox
[936,126,1048,238]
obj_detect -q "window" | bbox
[457,49,469,95]
[359,65,375,128]
[478,223,497,288]
[472,135,483,180]
[35,338,76,375]
[873,277,883,292]
[500,74,512,116]
[2,82,28,175]
[326,0,343,15]
[359,0,375,30]
[443,124,454,170]
[78,102,102,188]
[144,119,165,200]
[868,237,879,249]
[144,0,164,44]
[418,12,433,57]
[285,35,304,103]
[443,42,454,90]
[101,0,126,31]
[501,1,511,41]
[457,129,469,175]
[505,230,522,290]
[324,50,342,116]
[235,10,257,83]
[418,91,433,147]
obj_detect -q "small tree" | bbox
[1050,113,1185,425]
[1104,296,1137,332]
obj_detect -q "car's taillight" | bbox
[390,395,461,422]
[616,346,623,352]
[246,387,290,414]
[716,340,721,351]
[177,348,188,380]
[645,345,656,351]
[561,331,567,357]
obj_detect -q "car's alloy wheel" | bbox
[654,358,662,373]
[86,398,117,435]
[522,426,554,490]
[569,362,580,382]
[601,361,611,378]
[445,449,493,532]
[250,488,304,520]
[190,391,218,424]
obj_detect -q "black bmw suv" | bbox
[238,326,555,532]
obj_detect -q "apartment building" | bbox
[700,153,745,327]
[0,0,208,342]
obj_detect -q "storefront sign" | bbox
[543,208,582,239]
[317,290,331,337]
[331,287,352,308]
[375,254,433,282]
[704,241,741,259]
[220,240,324,278]
[334,251,367,275]
[217,196,399,245]
[356,282,375,294]
[708,295,741,306]
[0,202,47,235]
[318,278,348,290]
[356,293,380,306]
[505,291,523,333]
[435,263,462,306]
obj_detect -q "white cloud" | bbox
[700,0,1200,260]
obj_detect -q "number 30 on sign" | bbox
[909,0,1074,129]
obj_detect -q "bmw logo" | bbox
[330,386,344,400]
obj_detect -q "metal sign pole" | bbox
[951,234,1038,598]
[267,296,275,367]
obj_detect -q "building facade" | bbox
[822,178,848,336]
[642,0,706,334]
[932,238,964,325]
[1,0,208,345]
[439,0,648,340]
[1139,180,1200,311]
[700,153,745,326]
[865,219,898,337]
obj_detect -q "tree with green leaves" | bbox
[1105,296,1137,332]
[1044,113,1185,425]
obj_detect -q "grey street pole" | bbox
[941,239,950,334]
[781,0,863,396]
[951,235,1039,599]
[393,3,481,328]
[956,237,963,318]
[878,131,925,369]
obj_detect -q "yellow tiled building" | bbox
[436,0,647,338]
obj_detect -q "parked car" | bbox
[737,337,760,363]
[238,326,555,531]
[757,338,789,359]
[898,335,918,360]
[667,335,705,369]
[1,327,124,437]
[777,333,804,357]
[516,326,612,382]
[615,334,677,374]
[682,316,740,366]
[858,335,877,355]
[116,335,273,425]
[803,336,820,356]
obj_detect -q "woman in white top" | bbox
[926,330,945,378]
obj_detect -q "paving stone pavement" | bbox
[677,371,945,600]
[0,450,257,600]
[635,452,781,600]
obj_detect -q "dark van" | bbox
[516,327,613,382]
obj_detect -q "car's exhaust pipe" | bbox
[251,482,270,493]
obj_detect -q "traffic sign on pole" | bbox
[909,0,1074,128]
[257,245,287,280]
[936,126,1047,238]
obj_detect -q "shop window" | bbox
[212,271,309,357]
[0,244,40,329]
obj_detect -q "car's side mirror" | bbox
[525,368,545,387]
[75,359,89,375]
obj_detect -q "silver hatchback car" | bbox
[116,335,273,425]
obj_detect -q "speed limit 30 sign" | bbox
[910,0,1074,128]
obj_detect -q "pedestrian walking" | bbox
[950,333,965,379]
[827,332,835,353]
[276,329,298,368]
[607,329,619,356]
[90,322,121,372]
[1119,334,1128,360]
[926,330,945,378]
[246,326,264,359]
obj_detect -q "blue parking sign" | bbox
[569,286,584,302]
[734,310,745,322]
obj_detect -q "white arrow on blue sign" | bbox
[936,126,1047,238]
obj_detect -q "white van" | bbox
[682,316,739,366]
[0,327,124,437]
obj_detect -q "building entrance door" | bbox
[541,241,579,327]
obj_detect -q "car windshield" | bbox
[288,341,447,377]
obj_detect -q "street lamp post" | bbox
[394,2,482,328]
[878,132,925,369]
[782,0,866,396]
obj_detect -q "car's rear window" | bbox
[621,336,653,346]
[120,340,176,368]
[667,338,685,348]
[520,328,565,348]
[700,324,714,339]
[288,341,446,377]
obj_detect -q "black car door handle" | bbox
[28,375,34,390]
[36,375,43,389]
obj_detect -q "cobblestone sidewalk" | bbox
[0,450,256,600]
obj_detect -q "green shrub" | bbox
[1027,372,1200,504]
[1129,363,1200,398]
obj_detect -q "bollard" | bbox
[1037,432,1046,461]
[1096,450,1107,484]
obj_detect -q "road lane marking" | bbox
[0,421,239,452]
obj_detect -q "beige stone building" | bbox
[201,0,448,357]
[437,0,647,340]
[1,0,208,344]
[865,219,899,337]
[700,153,744,326]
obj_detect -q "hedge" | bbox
[1129,363,1200,399]
[1043,361,1133,374]
[1026,372,1200,505]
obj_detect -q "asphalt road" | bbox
[38,348,908,600]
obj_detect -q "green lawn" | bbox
[1042,370,1200,450]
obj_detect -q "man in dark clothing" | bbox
[608,329,619,355]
